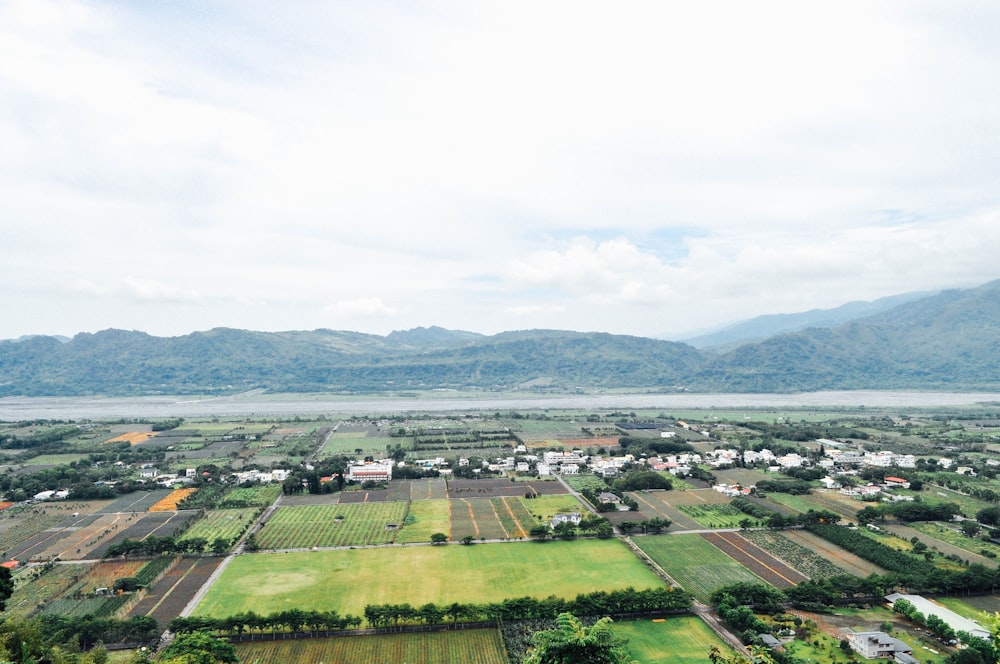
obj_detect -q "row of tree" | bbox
[168,587,692,637]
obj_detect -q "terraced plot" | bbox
[90,512,197,558]
[177,508,260,550]
[409,477,449,500]
[256,502,409,549]
[448,478,568,498]
[5,564,88,618]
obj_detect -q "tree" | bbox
[525,612,636,664]
[461,534,475,545]
[529,525,552,541]
[158,630,238,664]
[430,532,448,545]
[961,521,981,538]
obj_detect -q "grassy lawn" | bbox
[522,494,586,524]
[634,534,766,602]
[194,539,662,618]
[615,616,734,664]
[395,499,451,543]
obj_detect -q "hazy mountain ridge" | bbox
[2,281,999,396]
[681,290,934,349]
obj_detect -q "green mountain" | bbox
[2,280,1000,396]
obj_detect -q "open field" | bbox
[97,490,175,514]
[89,511,196,558]
[256,502,409,549]
[615,616,734,664]
[234,628,508,664]
[222,484,282,507]
[713,468,773,487]
[634,533,767,602]
[626,490,728,530]
[741,530,847,579]
[194,539,662,619]
[395,499,451,543]
[700,532,807,588]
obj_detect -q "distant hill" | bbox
[681,291,933,350]
[2,280,1000,396]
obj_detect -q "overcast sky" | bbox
[3,1,999,342]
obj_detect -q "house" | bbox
[550,512,582,529]
[758,634,783,651]
[139,466,158,479]
[598,492,622,505]
[883,477,910,489]
[885,593,990,640]
[846,630,914,660]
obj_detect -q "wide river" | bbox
[1,390,1000,420]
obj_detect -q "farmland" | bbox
[255,502,409,549]
[700,532,807,588]
[234,628,508,664]
[634,533,768,602]
[177,508,260,550]
[394,499,451,543]
[194,539,662,618]
[741,530,847,579]
[615,616,734,664]
[677,503,748,529]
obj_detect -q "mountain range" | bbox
[2,280,1000,397]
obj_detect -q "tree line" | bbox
[168,587,692,637]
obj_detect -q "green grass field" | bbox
[676,503,747,529]
[194,539,662,619]
[522,494,586,523]
[634,534,766,602]
[234,628,507,664]
[395,499,451,543]
[615,616,734,664]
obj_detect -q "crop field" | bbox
[451,497,537,541]
[98,490,175,514]
[338,489,389,504]
[105,432,156,445]
[65,560,147,595]
[615,616,734,664]
[626,493,704,530]
[13,512,152,561]
[234,628,508,664]
[395,499,450,544]
[700,532,807,588]
[677,503,748,529]
[149,488,199,512]
[89,512,196,558]
[195,539,661,619]
[635,534,768,602]
[562,474,609,494]
[406,477,450,501]
[320,432,397,456]
[1,512,87,561]
[448,478,568,499]
[778,530,886,577]
[741,530,846,579]
[5,563,83,618]
[127,557,222,629]
[255,502,409,549]
[222,484,281,507]
[178,508,259,550]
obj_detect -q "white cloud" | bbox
[1,0,999,340]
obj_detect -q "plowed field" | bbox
[701,532,807,588]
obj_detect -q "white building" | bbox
[885,593,990,640]
[346,461,393,483]
[846,630,915,662]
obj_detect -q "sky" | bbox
[3,1,1000,342]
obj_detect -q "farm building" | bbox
[885,593,990,640]
[845,630,915,661]
[550,513,582,529]
[346,461,393,483]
